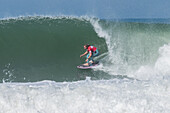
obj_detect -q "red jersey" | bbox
[87,46,97,53]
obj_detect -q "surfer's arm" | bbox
[80,51,88,57]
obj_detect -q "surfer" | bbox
[80,44,99,66]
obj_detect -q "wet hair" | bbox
[84,44,90,49]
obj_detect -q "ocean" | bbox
[0,16,170,113]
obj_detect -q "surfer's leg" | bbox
[86,54,93,66]
[92,49,99,63]
[93,49,99,57]
[86,54,90,63]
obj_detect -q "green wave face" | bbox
[0,17,107,82]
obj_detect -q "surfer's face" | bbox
[84,45,87,49]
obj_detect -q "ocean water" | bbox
[0,16,170,113]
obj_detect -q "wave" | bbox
[0,77,169,113]
[91,19,170,80]
[0,16,107,82]
[1,15,170,82]
[0,15,170,113]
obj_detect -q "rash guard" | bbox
[87,46,97,53]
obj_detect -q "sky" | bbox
[0,0,170,19]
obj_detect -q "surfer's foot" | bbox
[83,63,89,66]
[88,60,93,66]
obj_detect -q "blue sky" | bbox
[0,0,170,19]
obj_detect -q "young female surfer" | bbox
[80,44,99,66]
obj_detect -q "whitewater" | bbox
[0,16,170,113]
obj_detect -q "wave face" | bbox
[0,16,107,82]
[0,16,170,113]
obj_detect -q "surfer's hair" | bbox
[85,44,90,49]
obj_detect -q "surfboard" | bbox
[77,61,99,69]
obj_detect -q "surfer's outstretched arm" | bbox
[80,51,88,57]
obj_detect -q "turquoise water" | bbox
[0,16,170,113]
